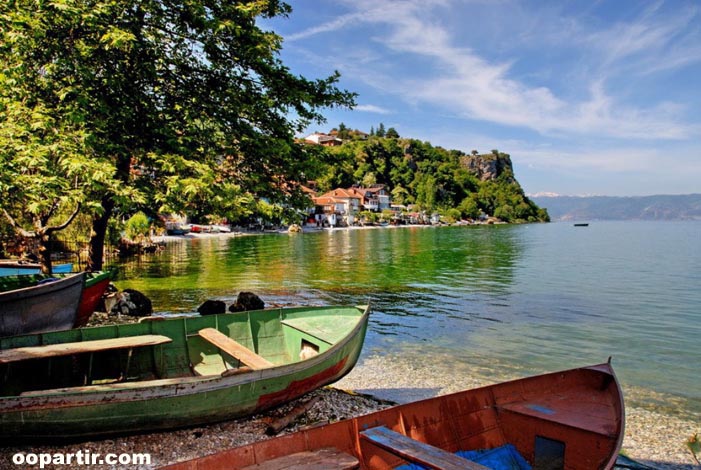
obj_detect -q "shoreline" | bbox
[0,357,696,469]
[149,220,492,243]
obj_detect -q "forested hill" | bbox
[531,194,701,221]
[309,128,549,223]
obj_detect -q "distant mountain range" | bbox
[530,194,701,221]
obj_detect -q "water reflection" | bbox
[114,225,523,318]
[111,222,701,417]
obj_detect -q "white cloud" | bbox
[354,104,392,114]
[285,12,367,42]
[287,0,699,141]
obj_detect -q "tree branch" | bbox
[45,202,82,235]
[2,209,36,238]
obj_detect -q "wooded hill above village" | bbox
[301,124,549,224]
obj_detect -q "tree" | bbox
[336,122,350,140]
[124,212,151,242]
[376,123,386,137]
[0,79,118,272]
[391,185,411,206]
[415,174,437,211]
[1,0,355,270]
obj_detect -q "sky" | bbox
[261,0,701,197]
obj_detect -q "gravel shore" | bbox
[1,312,696,469]
[1,353,696,469]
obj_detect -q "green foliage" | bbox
[125,212,150,241]
[1,0,356,267]
[358,211,378,225]
[442,208,461,224]
[320,132,548,223]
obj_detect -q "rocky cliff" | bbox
[460,152,515,182]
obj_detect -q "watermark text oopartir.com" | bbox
[12,450,151,468]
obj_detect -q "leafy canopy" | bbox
[1,0,356,266]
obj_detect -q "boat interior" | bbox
[0,307,362,397]
[181,365,622,470]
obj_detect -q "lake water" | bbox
[113,221,701,419]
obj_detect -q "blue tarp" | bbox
[396,444,532,470]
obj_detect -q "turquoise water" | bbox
[113,222,701,418]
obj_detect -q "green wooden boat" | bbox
[0,305,370,441]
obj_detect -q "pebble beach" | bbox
[1,352,697,469]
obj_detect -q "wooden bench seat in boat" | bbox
[240,447,359,470]
[360,426,489,470]
[497,398,619,437]
[0,335,172,364]
[198,328,274,370]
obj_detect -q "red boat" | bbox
[73,271,113,327]
[163,361,624,470]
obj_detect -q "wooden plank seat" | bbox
[0,335,172,364]
[198,328,274,370]
[19,375,216,396]
[360,426,489,470]
[241,447,359,470]
[497,399,618,437]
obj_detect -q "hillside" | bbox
[531,194,701,221]
[308,127,549,223]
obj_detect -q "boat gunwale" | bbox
[0,305,371,408]
[0,272,84,302]
[592,361,626,470]
[158,360,625,470]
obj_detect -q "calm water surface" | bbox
[113,221,701,418]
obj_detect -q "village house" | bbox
[352,184,391,212]
[303,132,343,147]
[310,188,363,226]
[304,184,395,227]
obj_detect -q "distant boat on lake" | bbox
[165,221,192,235]
[0,272,84,337]
[574,223,589,227]
[0,305,370,441]
[163,361,624,470]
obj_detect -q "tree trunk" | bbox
[38,233,52,275]
[88,196,114,272]
[89,155,131,271]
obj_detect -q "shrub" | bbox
[125,212,150,241]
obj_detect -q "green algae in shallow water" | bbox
[111,222,701,418]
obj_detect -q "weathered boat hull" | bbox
[0,273,84,337]
[163,361,624,470]
[0,271,112,328]
[0,305,370,441]
[0,262,73,277]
